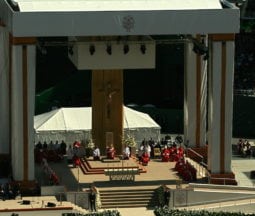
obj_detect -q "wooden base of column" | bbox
[209,172,237,185]
[14,180,40,196]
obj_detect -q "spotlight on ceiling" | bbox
[106,45,112,55]
[89,44,95,55]
[123,44,129,54]
[140,44,146,54]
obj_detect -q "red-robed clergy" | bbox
[161,146,170,162]
[72,154,81,167]
[106,144,116,159]
[141,152,149,166]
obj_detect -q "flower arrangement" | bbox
[87,138,95,149]
[155,185,165,207]
[122,134,137,148]
[94,186,102,209]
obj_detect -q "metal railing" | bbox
[186,147,205,163]
[174,190,255,210]
[208,177,236,185]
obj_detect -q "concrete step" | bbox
[99,187,156,208]
[101,202,154,209]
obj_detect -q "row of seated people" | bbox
[161,145,184,162]
[93,145,131,161]
[35,140,67,154]
[0,182,21,201]
[34,140,67,163]
[175,158,197,182]
[93,144,150,166]
[92,145,116,161]
[35,148,64,163]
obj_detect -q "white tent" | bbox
[34,106,161,146]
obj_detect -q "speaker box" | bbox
[47,202,56,207]
[22,200,30,205]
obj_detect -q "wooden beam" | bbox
[10,35,37,45]
[209,34,235,41]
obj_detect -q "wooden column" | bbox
[92,70,124,155]
[184,34,207,148]
[207,34,236,185]
[9,35,36,182]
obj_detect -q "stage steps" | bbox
[99,187,157,208]
[79,157,146,175]
[80,158,105,175]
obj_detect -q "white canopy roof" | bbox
[16,0,222,12]
[34,106,161,144]
[0,0,239,36]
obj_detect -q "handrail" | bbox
[174,190,255,208]
[187,148,204,162]
[208,177,236,185]
[200,161,208,168]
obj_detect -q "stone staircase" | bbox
[99,187,157,209]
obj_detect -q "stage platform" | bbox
[35,156,189,192]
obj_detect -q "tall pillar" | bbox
[207,34,236,184]
[184,35,207,148]
[92,70,124,155]
[0,26,10,154]
[10,36,36,181]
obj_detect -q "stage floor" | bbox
[35,156,188,191]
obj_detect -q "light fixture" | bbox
[192,42,208,56]
[106,45,112,55]
[140,44,146,54]
[89,44,95,55]
[123,44,129,54]
[203,52,209,61]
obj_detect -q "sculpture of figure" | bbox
[106,82,117,118]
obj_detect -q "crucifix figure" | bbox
[100,81,119,119]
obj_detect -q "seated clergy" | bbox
[106,144,116,159]
[123,145,130,160]
[140,151,149,166]
[93,146,101,160]
[161,146,170,162]
[139,151,150,166]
